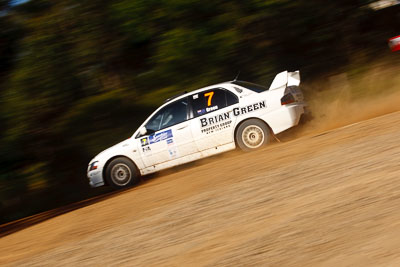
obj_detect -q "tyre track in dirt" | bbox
[2,111,400,266]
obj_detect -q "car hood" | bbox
[93,138,132,161]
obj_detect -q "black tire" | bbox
[105,157,139,189]
[235,119,270,152]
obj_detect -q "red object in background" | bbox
[389,35,400,52]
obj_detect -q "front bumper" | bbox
[87,169,105,187]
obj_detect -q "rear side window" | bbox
[226,90,239,106]
[191,88,238,117]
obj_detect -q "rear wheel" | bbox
[235,119,270,152]
[105,157,139,189]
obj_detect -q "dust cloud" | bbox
[298,65,400,136]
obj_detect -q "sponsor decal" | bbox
[206,105,218,112]
[168,147,178,158]
[142,145,152,155]
[166,138,178,158]
[149,129,173,144]
[200,112,231,128]
[198,101,266,134]
[201,120,232,135]
[233,101,266,116]
[197,109,206,115]
[141,137,149,146]
[200,111,232,135]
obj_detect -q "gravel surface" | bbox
[2,112,400,266]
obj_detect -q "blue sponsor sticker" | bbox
[149,129,173,144]
[167,138,174,145]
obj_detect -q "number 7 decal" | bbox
[204,91,214,107]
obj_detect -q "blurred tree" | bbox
[0,0,397,223]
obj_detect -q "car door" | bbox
[189,88,239,151]
[138,97,197,167]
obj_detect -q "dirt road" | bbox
[2,111,400,266]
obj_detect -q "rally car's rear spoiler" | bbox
[269,70,300,90]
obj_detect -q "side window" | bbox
[145,97,188,133]
[192,88,232,117]
[226,90,239,106]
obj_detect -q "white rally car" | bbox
[87,71,306,189]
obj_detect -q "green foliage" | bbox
[0,0,398,223]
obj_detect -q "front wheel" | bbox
[105,157,139,189]
[235,119,270,152]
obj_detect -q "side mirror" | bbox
[139,126,147,136]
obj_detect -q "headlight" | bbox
[89,161,99,171]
